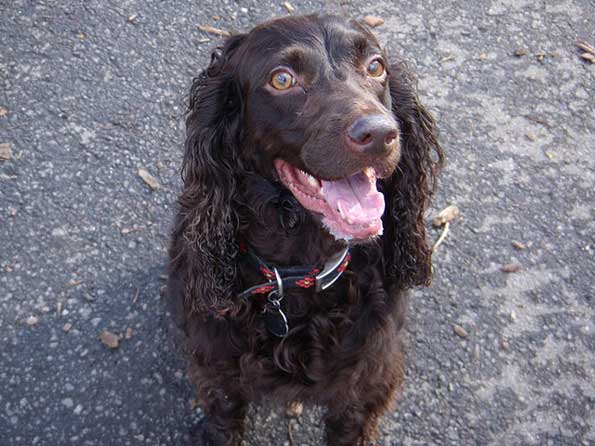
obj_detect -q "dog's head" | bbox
[180,15,443,311]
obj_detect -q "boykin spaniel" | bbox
[168,14,444,446]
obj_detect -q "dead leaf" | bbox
[100,330,120,349]
[197,25,231,37]
[0,106,7,117]
[63,322,72,332]
[0,143,12,160]
[363,15,384,27]
[137,168,160,190]
[433,205,460,227]
[525,114,552,129]
[501,263,522,273]
[286,401,303,417]
[512,240,526,250]
[514,47,527,57]
[282,1,295,12]
[25,315,39,326]
[453,324,468,338]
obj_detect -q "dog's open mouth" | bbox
[274,159,385,240]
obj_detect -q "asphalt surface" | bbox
[1,0,594,445]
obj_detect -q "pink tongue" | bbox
[321,173,385,224]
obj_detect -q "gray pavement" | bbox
[1,0,594,445]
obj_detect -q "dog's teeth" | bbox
[307,175,319,188]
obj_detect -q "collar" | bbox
[237,243,351,301]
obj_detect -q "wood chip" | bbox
[100,330,120,349]
[501,263,522,273]
[0,143,12,160]
[197,25,231,37]
[137,168,160,190]
[121,226,143,235]
[282,1,295,12]
[576,39,595,56]
[514,47,527,57]
[63,322,72,332]
[286,401,303,417]
[512,240,526,250]
[0,106,7,117]
[433,205,460,227]
[580,52,595,63]
[25,315,39,326]
[363,15,384,27]
[125,327,133,339]
[472,344,480,362]
[57,302,63,317]
[453,324,468,338]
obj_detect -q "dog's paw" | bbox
[190,417,215,446]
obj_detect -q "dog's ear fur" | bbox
[170,35,246,317]
[381,61,445,289]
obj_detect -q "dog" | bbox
[168,14,444,446]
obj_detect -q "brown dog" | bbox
[168,14,443,446]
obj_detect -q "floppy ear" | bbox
[172,35,246,317]
[381,61,445,289]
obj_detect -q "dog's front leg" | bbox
[192,376,247,446]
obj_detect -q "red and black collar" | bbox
[237,242,351,301]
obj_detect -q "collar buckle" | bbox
[315,246,349,292]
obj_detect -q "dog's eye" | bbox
[367,59,386,78]
[270,70,296,90]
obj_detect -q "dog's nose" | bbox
[346,115,398,154]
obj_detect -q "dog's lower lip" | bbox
[274,159,385,239]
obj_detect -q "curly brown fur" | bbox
[168,14,444,446]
